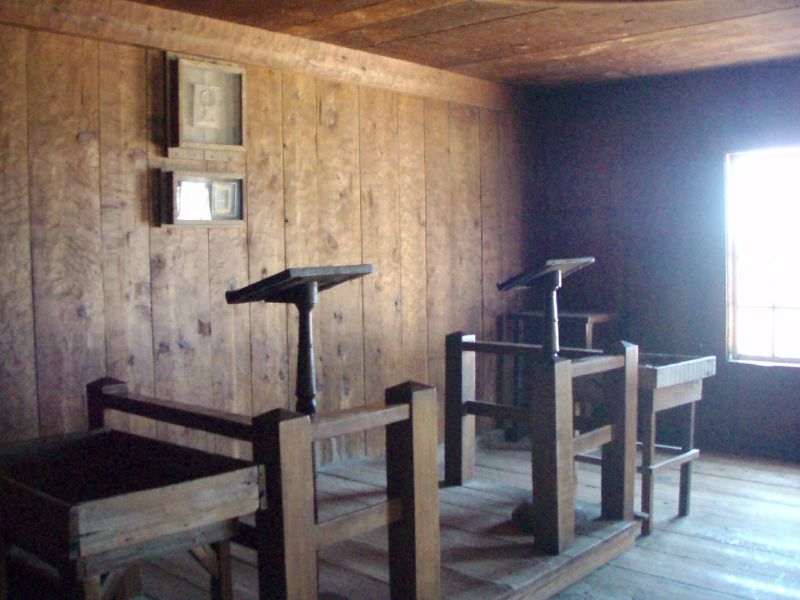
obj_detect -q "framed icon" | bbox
[167,54,245,152]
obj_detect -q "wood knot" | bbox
[197,320,212,337]
[76,130,94,145]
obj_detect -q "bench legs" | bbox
[639,407,657,536]
[678,402,696,518]
[639,396,698,536]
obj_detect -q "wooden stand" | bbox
[444,332,638,556]
[0,426,264,600]
[636,353,716,535]
[226,264,372,415]
[86,378,441,599]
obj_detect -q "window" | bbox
[726,147,800,365]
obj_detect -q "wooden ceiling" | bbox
[129,0,800,86]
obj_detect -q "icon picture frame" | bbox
[167,54,246,152]
[162,170,245,227]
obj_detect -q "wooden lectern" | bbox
[226,264,372,415]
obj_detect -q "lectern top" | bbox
[226,264,372,304]
[497,257,595,291]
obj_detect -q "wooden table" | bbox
[0,429,265,599]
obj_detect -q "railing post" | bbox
[601,341,638,521]
[252,409,317,600]
[386,382,441,599]
[444,332,476,486]
[529,358,575,554]
[85,377,124,429]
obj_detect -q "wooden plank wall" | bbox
[0,12,528,459]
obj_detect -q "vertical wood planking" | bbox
[479,109,502,340]
[146,49,212,450]
[450,103,484,420]
[98,42,155,436]
[398,94,428,385]
[0,26,37,442]
[448,104,483,339]
[424,98,453,429]
[247,66,289,416]
[499,111,527,315]
[2,18,531,457]
[149,228,213,450]
[316,79,365,462]
[28,32,105,436]
[208,226,252,457]
[426,101,483,428]
[282,72,320,417]
[479,109,502,406]
[360,86,401,455]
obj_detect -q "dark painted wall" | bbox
[527,59,800,462]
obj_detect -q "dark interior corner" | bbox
[523,59,800,462]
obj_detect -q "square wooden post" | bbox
[529,358,575,555]
[86,377,123,429]
[386,382,441,599]
[601,341,638,521]
[252,409,317,600]
[444,332,476,486]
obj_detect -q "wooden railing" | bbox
[443,332,638,555]
[87,379,440,600]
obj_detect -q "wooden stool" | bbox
[637,353,716,535]
[444,332,638,555]
[0,428,264,600]
[87,378,441,599]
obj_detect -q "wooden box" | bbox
[638,353,716,390]
[0,430,264,567]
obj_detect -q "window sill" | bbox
[728,357,800,368]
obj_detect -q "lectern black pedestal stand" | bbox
[227,264,372,415]
[498,257,595,362]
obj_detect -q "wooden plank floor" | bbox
[141,444,800,599]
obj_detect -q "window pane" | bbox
[774,309,800,359]
[734,307,773,358]
[733,259,774,307]
[773,258,800,307]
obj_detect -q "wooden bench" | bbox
[444,332,638,555]
[86,378,441,599]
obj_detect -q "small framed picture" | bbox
[162,171,245,226]
[167,54,245,152]
[211,181,239,219]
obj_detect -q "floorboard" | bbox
[136,444,800,599]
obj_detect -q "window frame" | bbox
[725,147,800,367]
